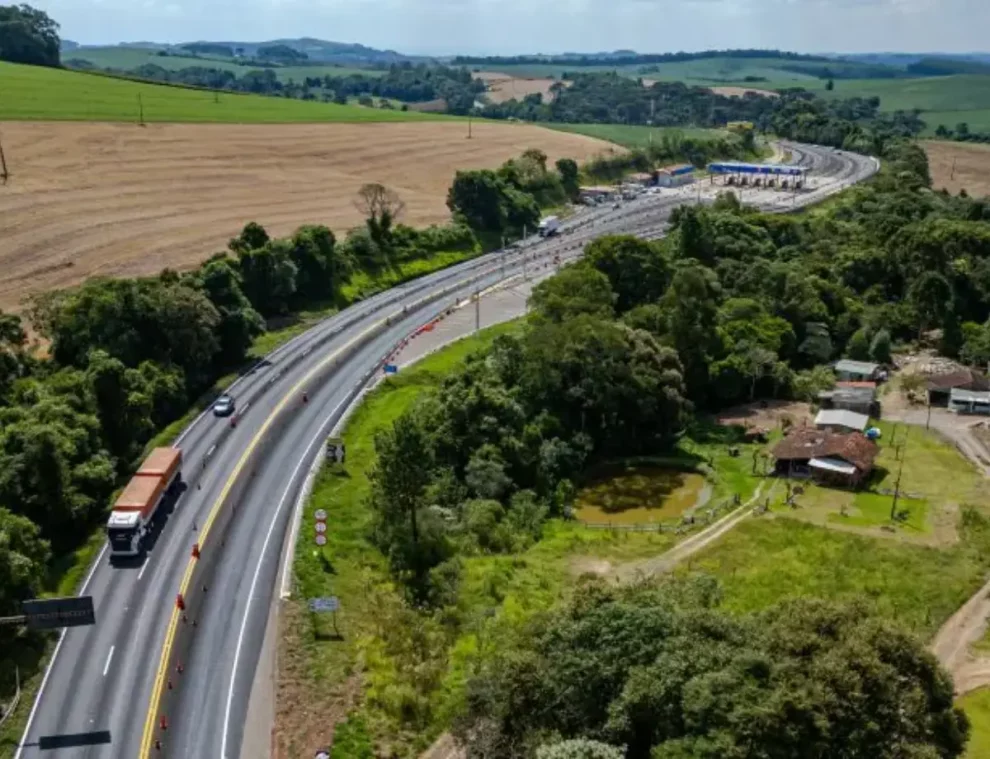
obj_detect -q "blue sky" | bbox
[12,0,989,55]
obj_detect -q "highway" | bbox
[13,142,877,759]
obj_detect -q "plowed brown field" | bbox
[0,120,610,311]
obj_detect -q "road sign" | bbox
[315,521,327,534]
[384,364,398,374]
[315,534,327,546]
[314,509,327,522]
[308,596,339,613]
[21,596,95,630]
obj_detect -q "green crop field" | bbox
[0,61,444,123]
[64,45,385,82]
[549,123,729,149]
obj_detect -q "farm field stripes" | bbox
[0,120,611,311]
[0,61,433,123]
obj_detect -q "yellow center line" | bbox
[138,265,501,756]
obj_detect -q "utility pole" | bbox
[468,115,473,139]
[137,93,145,127]
[0,131,8,184]
[951,157,957,181]
[890,430,908,521]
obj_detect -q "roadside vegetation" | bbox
[278,127,990,757]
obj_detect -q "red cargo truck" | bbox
[106,447,183,558]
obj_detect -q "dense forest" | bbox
[480,74,926,146]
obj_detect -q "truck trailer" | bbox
[537,215,560,238]
[106,447,183,558]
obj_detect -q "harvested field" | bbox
[0,120,610,311]
[474,71,566,104]
[925,140,990,197]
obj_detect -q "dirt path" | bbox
[612,483,765,583]
[885,405,990,693]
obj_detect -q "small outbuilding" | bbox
[834,359,884,383]
[949,388,990,415]
[815,409,869,433]
[927,368,990,407]
[818,385,879,418]
[772,428,879,488]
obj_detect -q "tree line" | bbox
[64,59,484,113]
[478,74,926,148]
[453,49,841,68]
[0,183,479,692]
[0,3,60,67]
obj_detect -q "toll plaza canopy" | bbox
[708,162,808,176]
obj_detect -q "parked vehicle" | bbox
[106,447,183,557]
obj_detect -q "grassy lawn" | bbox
[0,61,446,122]
[549,123,729,150]
[684,512,990,640]
[959,688,990,759]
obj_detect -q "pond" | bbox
[574,465,709,525]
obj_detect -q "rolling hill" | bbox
[0,61,439,122]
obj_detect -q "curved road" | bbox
[13,142,877,759]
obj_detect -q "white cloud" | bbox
[12,0,989,54]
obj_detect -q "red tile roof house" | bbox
[771,428,879,489]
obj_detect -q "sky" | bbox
[10,0,990,56]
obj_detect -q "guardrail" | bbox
[143,245,555,757]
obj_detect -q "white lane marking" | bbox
[14,542,108,759]
[137,560,149,582]
[103,646,115,677]
[220,396,347,759]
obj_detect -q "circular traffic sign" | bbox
[315,534,327,546]
[314,509,327,522]
[315,522,327,534]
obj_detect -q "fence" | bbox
[579,496,738,534]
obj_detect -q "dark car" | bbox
[213,394,236,417]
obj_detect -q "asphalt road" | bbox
[13,142,876,759]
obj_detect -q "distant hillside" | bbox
[177,37,419,65]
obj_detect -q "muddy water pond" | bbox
[574,466,708,525]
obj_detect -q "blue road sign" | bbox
[308,596,340,613]
[384,364,398,374]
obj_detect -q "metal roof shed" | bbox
[834,359,880,377]
[815,409,869,432]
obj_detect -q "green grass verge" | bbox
[0,61,447,123]
[548,123,729,150]
[959,688,990,758]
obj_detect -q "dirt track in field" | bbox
[474,71,566,104]
[0,120,610,311]
[925,139,990,198]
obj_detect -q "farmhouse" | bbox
[927,368,990,407]
[833,359,884,383]
[772,428,879,488]
[814,409,869,433]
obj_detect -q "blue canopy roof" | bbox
[707,162,807,176]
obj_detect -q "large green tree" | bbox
[458,582,968,759]
[0,4,60,67]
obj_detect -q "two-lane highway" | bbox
[13,142,877,759]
